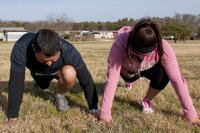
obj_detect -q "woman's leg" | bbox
[139,63,169,113]
[144,86,162,100]
[120,73,140,90]
[141,63,169,100]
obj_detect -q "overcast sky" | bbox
[1,0,200,22]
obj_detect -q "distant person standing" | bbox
[173,34,177,43]
[1,29,98,128]
[99,19,200,126]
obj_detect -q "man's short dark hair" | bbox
[33,29,60,56]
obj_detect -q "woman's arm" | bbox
[162,40,198,120]
[100,44,124,122]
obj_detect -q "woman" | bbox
[99,19,200,125]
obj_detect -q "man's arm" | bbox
[1,70,25,129]
[62,42,98,110]
[76,64,98,110]
[7,38,27,118]
[7,70,25,118]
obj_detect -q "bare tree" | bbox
[46,14,74,32]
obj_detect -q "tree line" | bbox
[0,13,200,40]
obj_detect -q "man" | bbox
[4,29,98,127]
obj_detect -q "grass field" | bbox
[0,40,200,132]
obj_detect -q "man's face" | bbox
[35,52,60,66]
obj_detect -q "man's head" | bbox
[33,29,60,56]
[33,29,61,66]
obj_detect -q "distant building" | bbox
[0,27,27,41]
[80,31,91,36]
[65,30,118,39]
[0,32,3,41]
[92,31,117,39]
[164,35,175,40]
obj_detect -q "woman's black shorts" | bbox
[121,63,169,90]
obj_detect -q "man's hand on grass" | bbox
[0,117,18,130]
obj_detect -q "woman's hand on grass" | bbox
[189,118,200,126]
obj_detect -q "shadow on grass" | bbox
[114,95,181,119]
[155,108,181,118]
[0,81,105,115]
[115,96,141,111]
[1,80,182,119]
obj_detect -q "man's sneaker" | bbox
[55,94,69,112]
[89,109,98,114]
[138,98,153,114]
[33,83,40,88]
[89,109,99,119]
[124,82,132,91]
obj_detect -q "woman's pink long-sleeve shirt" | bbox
[100,26,198,121]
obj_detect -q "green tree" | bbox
[163,19,191,40]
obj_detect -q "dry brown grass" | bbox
[0,40,200,132]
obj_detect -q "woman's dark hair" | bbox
[128,19,163,58]
[33,29,60,56]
